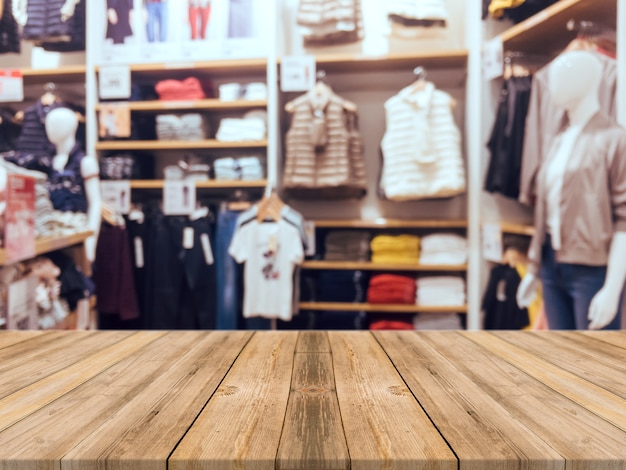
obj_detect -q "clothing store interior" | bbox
[0,0,625,333]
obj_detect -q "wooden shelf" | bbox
[129,179,266,190]
[498,0,617,55]
[500,222,535,237]
[0,231,93,266]
[302,261,467,272]
[20,65,86,84]
[280,49,468,73]
[299,302,467,314]
[96,99,267,112]
[96,139,268,151]
[95,58,267,76]
[312,219,467,229]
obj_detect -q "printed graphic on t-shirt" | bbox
[262,245,280,280]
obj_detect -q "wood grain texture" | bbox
[0,331,51,351]
[169,331,299,470]
[328,331,457,470]
[277,332,349,470]
[0,331,134,399]
[438,332,626,467]
[577,331,626,350]
[493,331,626,399]
[468,332,626,433]
[61,331,253,470]
[0,331,165,433]
[374,331,564,470]
[0,331,205,470]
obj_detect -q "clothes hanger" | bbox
[256,187,284,223]
[409,66,430,93]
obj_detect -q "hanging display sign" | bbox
[281,56,316,92]
[4,174,36,264]
[7,276,38,330]
[482,37,504,81]
[99,66,132,100]
[101,181,132,215]
[163,181,196,216]
[0,69,24,103]
[482,222,504,263]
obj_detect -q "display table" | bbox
[0,330,625,469]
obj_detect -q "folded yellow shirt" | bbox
[371,235,420,253]
[489,0,526,18]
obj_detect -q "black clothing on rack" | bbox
[0,0,20,53]
[484,75,532,199]
[106,0,134,44]
[482,264,530,330]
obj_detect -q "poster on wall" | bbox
[96,0,271,65]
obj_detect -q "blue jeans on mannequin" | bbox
[146,2,167,42]
[540,235,623,330]
[215,207,243,329]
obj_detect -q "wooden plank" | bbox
[129,179,267,190]
[493,331,626,400]
[499,222,534,237]
[432,332,626,466]
[0,331,212,470]
[301,261,468,272]
[0,331,49,350]
[327,331,457,470]
[374,331,564,470]
[299,302,467,313]
[277,332,349,470]
[96,99,267,112]
[577,331,626,350]
[0,331,135,399]
[0,231,93,265]
[295,331,331,353]
[125,58,267,74]
[60,331,253,470]
[0,331,165,432]
[169,332,298,470]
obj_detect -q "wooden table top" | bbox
[0,330,625,470]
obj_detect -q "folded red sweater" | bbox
[155,77,206,101]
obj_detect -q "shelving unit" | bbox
[128,179,267,190]
[95,99,267,112]
[312,219,468,229]
[500,222,535,237]
[20,65,86,85]
[299,302,468,314]
[0,231,93,266]
[498,0,617,55]
[122,58,267,76]
[95,139,268,151]
[302,261,467,272]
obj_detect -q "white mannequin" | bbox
[517,50,626,330]
[45,108,101,263]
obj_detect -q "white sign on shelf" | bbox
[101,180,131,215]
[98,65,131,100]
[281,55,316,92]
[7,277,38,330]
[0,69,24,102]
[163,181,196,216]
[482,222,504,263]
[482,37,504,81]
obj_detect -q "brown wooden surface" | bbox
[0,331,625,469]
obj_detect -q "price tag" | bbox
[482,223,504,263]
[163,181,196,215]
[482,37,504,81]
[98,103,131,138]
[7,277,38,330]
[101,180,131,215]
[99,65,131,100]
[281,55,316,92]
[200,233,214,265]
[134,237,145,268]
[304,221,316,257]
[0,69,24,102]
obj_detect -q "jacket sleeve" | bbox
[608,129,626,232]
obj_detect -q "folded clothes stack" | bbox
[155,77,206,101]
[213,157,264,181]
[297,0,364,47]
[216,111,267,142]
[413,313,463,330]
[416,276,466,307]
[156,114,208,141]
[419,233,468,265]
[367,274,416,304]
[324,230,371,261]
[316,270,368,303]
[370,234,420,264]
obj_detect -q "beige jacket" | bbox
[519,53,617,205]
[527,112,626,274]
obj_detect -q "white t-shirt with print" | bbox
[229,219,304,321]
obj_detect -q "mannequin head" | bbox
[548,51,602,113]
[45,107,78,146]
